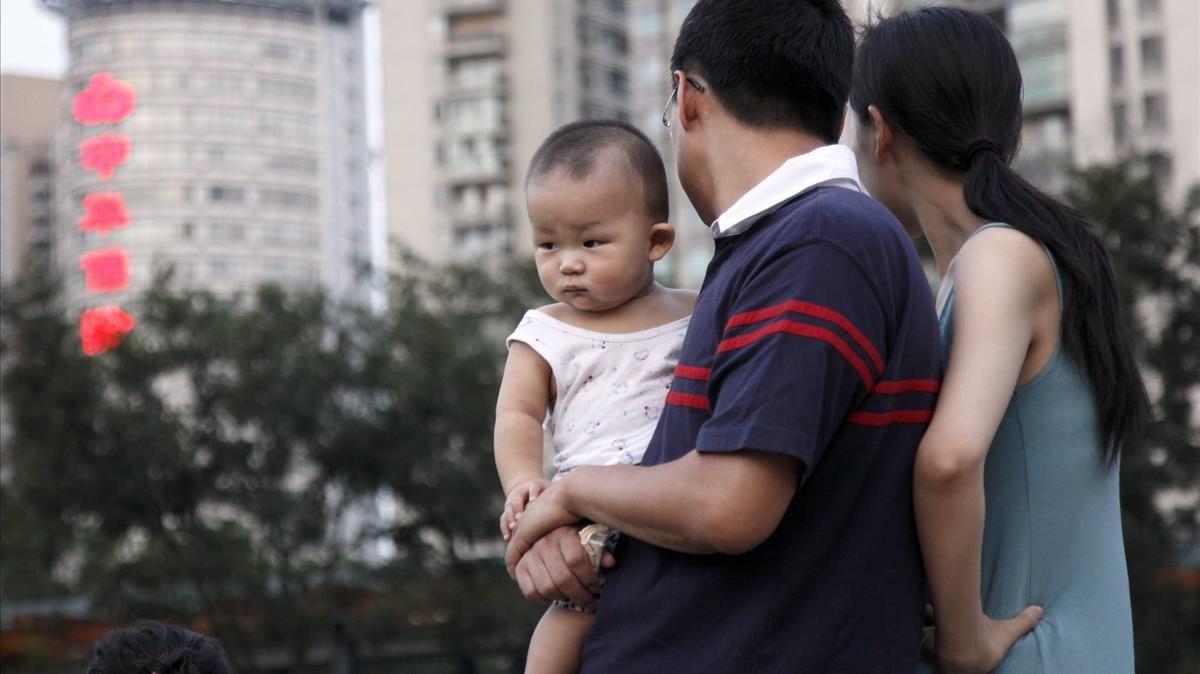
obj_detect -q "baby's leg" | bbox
[525,605,594,674]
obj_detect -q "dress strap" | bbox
[968,222,1064,315]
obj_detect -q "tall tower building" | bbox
[43,0,373,305]
[380,0,631,268]
[898,0,1199,204]
[1,75,60,285]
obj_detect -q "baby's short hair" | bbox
[527,120,669,223]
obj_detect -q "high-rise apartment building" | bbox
[901,0,1199,204]
[626,0,711,288]
[43,0,373,305]
[381,0,632,269]
[1,74,60,285]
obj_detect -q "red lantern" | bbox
[80,248,130,293]
[72,72,136,126]
[79,133,131,180]
[79,306,135,356]
[78,192,130,234]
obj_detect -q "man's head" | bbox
[665,0,854,219]
[86,622,230,674]
[525,120,674,312]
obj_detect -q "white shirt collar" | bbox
[710,144,864,239]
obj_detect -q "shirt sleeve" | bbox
[694,241,887,475]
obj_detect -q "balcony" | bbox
[445,32,505,58]
[442,0,505,15]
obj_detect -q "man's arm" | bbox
[505,448,801,574]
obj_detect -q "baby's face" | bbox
[526,165,658,312]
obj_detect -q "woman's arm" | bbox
[917,230,1050,672]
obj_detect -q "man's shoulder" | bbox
[772,186,907,249]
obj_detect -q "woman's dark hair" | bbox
[850,7,1149,465]
[671,0,853,141]
[85,622,231,674]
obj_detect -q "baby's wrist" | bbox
[504,474,546,496]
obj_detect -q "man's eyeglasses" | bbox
[662,75,706,129]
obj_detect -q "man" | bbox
[505,1,941,670]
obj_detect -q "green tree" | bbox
[0,259,545,672]
[1066,159,1200,674]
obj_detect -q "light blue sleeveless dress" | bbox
[919,223,1135,673]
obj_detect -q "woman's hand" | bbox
[499,478,550,541]
[936,606,1043,674]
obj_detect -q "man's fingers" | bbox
[499,511,511,540]
[528,482,547,500]
[600,551,616,569]
[558,532,603,594]
[543,551,594,609]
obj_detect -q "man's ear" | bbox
[648,222,676,262]
[675,72,701,133]
[867,105,894,161]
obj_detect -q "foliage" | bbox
[0,259,545,672]
[1066,160,1200,674]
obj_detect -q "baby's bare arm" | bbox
[495,342,553,495]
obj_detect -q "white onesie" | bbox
[506,309,691,479]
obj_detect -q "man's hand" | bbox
[499,477,550,541]
[508,525,615,611]
[505,480,580,573]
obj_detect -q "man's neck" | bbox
[706,128,827,225]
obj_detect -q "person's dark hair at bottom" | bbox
[85,622,230,674]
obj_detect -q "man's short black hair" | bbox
[527,120,669,223]
[671,0,854,142]
[86,622,230,674]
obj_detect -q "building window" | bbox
[1109,45,1124,86]
[1140,36,1164,76]
[209,258,231,278]
[1107,0,1119,26]
[209,186,246,203]
[608,69,628,95]
[1138,0,1161,17]
[634,6,664,37]
[1112,103,1128,146]
[1143,93,1168,131]
[181,222,195,240]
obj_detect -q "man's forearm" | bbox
[561,460,722,554]
[560,449,801,555]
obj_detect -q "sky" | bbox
[0,0,67,78]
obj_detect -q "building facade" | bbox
[381,0,632,269]
[902,0,1199,203]
[1,75,60,285]
[43,0,373,306]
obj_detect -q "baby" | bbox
[494,120,695,673]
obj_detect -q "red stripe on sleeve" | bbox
[716,319,874,388]
[847,410,933,427]
[725,300,885,373]
[666,391,711,412]
[674,364,711,381]
[872,379,941,394]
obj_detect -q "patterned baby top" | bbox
[506,309,690,478]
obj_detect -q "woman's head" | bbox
[849,8,1022,224]
[86,622,230,674]
[849,7,1149,464]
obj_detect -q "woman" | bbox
[849,8,1148,674]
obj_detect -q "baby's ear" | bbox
[648,222,676,262]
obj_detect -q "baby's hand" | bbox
[500,478,551,541]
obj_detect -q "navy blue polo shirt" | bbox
[580,185,942,673]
